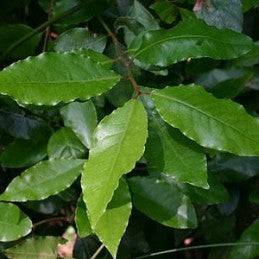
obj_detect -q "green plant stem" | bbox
[135,242,259,259]
[2,5,81,60]
[98,16,141,97]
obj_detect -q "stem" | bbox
[2,5,81,60]
[90,244,105,259]
[135,242,259,259]
[33,216,70,229]
[43,0,54,52]
[98,16,141,97]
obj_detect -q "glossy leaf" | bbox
[0,202,32,242]
[47,127,86,160]
[75,198,92,238]
[61,100,97,149]
[143,96,208,188]
[124,0,160,46]
[82,99,147,226]
[94,179,132,257]
[229,220,259,259]
[4,236,62,258]
[0,159,84,202]
[196,68,253,99]
[76,180,132,257]
[0,52,120,106]
[0,110,51,139]
[129,18,253,67]
[194,0,243,32]
[209,153,259,182]
[128,176,197,229]
[152,85,259,156]
[150,0,178,24]
[53,28,107,53]
[0,139,47,168]
[182,173,229,204]
[0,24,41,60]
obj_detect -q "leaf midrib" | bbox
[0,76,119,85]
[94,102,137,218]
[154,92,258,145]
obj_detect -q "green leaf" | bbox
[61,100,97,149]
[233,42,259,67]
[194,0,243,32]
[0,202,32,242]
[152,85,259,156]
[120,0,160,47]
[75,198,92,238]
[0,110,51,139]
[47,127,86,160]
[143,95,208,188]
[129,18,253,67]
[150,0,178,24]
[181,173,229,204]
[76,180,131,257]
[82,99,147,226]
[0,159,84,202]
[209,153,259,182]
[53,28,107,53]
[4,236,62,258]
[94,179,132,257]
[196,68,253,99]
[0,139,47,168]
[229,220,259,259]
[0,52,120,106]
[128,176,197,229]
[243,0,259,12]
[0,24,41,60]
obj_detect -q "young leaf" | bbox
[82,99,148,227]
[128,176,197,229]
[53,28,107,53]
[47,127,86,160]
[143,96,208,188]
[0,52,120,106]
[129,18,253,67]
[0,159,84,202]
[152,85,259,156]
[229,220,259,259]
[4,236,62,258]
[0,202,32,242]
[194,0,243,32]
[76,179,131,257]
[61,101,97,149]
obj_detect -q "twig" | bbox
[98,16,141,97]
[2,5,81,60]
[33,216,70,229]
[43,0,54,52]
[90,244,105,259]
[135,242,259,259]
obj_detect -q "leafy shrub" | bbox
[0,0,259,258]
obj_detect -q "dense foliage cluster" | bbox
[0,0,259,258]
